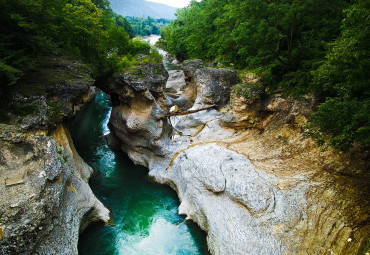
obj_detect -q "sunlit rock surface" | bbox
[105,60,370,254]
[172,59,204,109]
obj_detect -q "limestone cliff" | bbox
[0,57,109,254]
[105,60,369,255]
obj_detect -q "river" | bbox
[145,35,181,71]
[71,35,208,254]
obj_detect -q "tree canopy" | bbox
[310,0,370,150]
[0,0,150,92]
[126,16,171,37]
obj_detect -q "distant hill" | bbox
[109,0,177,20]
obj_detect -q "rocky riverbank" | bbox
[103,59,369,255]
[0,57,109,254]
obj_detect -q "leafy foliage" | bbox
[161,0,347,79]
[310,0,370,150]
[112,13,136,38]
[114,40,162,73]
[149,47,163,64]
[126,16,171,37]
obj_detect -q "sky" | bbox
[146,0,195,8]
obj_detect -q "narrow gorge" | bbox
[0,36,368,254]
[73,91,208,254]
[1,0,368,254]
[98,36,369,255]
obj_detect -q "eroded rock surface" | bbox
[165,70,186,94]
[106,61,370,255]
[105,62,175,168]
[168,144,307,255]
[4,57,96,130]
[0,125,109,255]
[171,60,204,109]
[0,57,110,254]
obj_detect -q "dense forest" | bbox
[160,0,369,151]
[0,0,160,96]
[126,16,171,36]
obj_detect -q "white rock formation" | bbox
[106,60,370,255]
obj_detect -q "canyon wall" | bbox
[105,60,369,255]
[0,58,109,254]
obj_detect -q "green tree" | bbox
[310,0,370,150]
[126,16,171,37]
[113,13,135,38]
[0,0,61,92]
[62,0,105,58]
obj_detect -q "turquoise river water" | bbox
[70,85,208,253]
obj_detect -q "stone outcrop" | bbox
[3,57,96,130]
[0,57,110,254]
[106,60,369,255]
[170,60,239,110]
[104,62,173,167]
[193,68,239,107]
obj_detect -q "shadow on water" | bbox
[69,92,208,254]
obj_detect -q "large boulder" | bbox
[171,60,205,109]
[173,60,239,109]
[194,68,239,107]
[104,62,169,107]
[182,59,204,83]
[116,64,168,94]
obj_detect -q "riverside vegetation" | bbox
[126,16,172,37]
[0,0,161,107]
[159,0,370,151]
